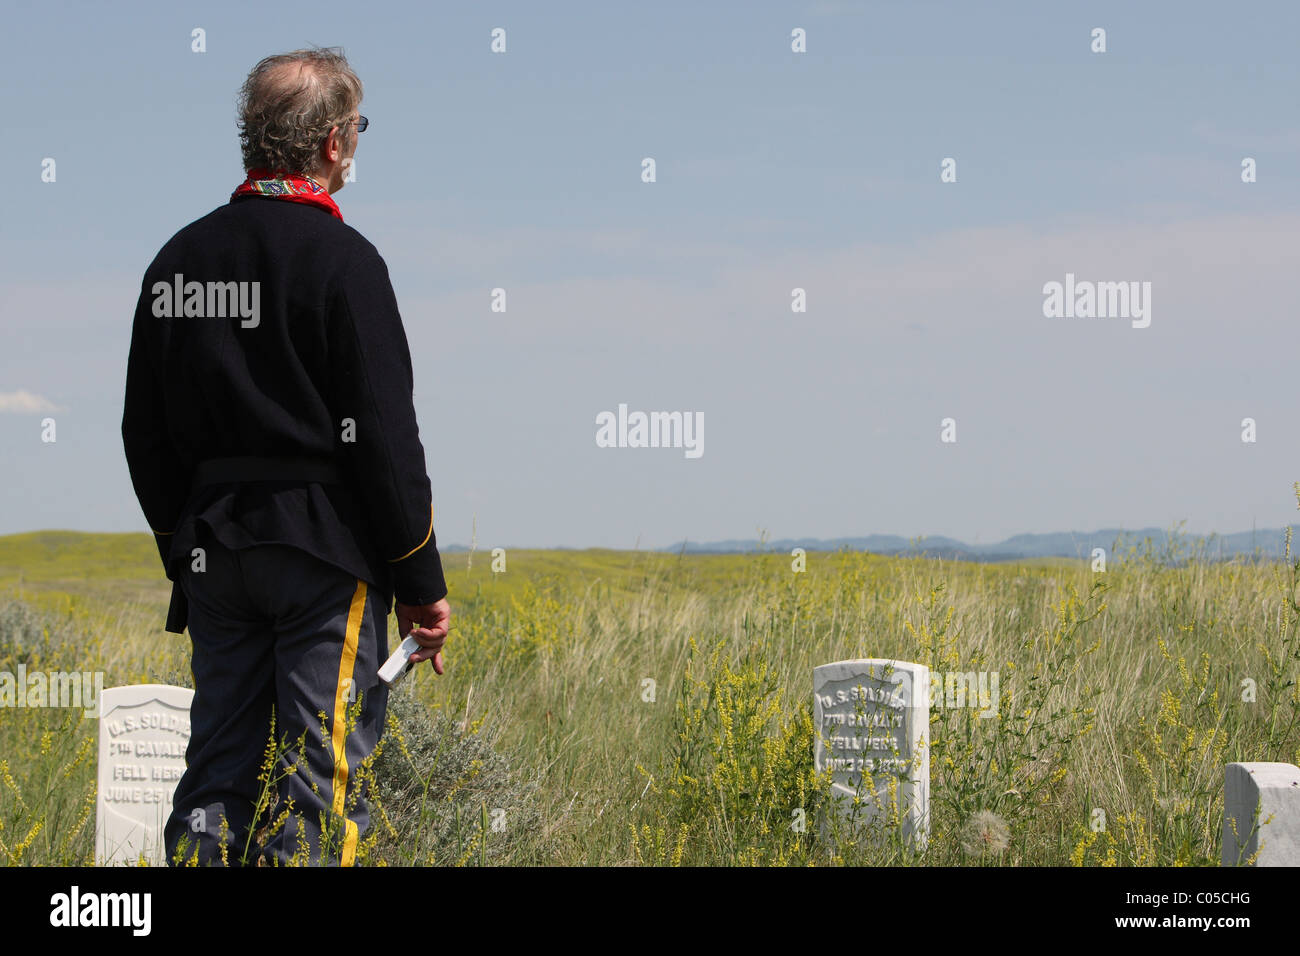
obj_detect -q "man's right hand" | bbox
[395,597,450,674]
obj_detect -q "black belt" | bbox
[193,455,344,487]
[166,455,344,635]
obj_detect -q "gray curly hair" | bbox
[237,48,363,175]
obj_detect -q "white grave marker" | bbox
[96,683,193,865]
[1222,761,1300,866]
[813,659,929,850]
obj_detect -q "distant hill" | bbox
[657,527,1298,562]
[6,527,1291,564]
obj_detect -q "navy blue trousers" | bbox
[164,524,390,866]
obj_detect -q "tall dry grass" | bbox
[1,499,1297,865]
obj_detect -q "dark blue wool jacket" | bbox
[122,193,448,633]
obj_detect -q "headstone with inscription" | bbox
[96,684,193,866]
[1221,761,1300,866]
[813,659,929,850]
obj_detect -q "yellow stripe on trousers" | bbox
[331,578,366,867]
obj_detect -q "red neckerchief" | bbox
[231,168,343,221]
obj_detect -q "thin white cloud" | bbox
[389,210,1300,350]
[0,389,62,413]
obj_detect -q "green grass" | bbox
[1,514,1297,866]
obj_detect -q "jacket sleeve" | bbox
[326,252,448,606]
[121,276,192,576]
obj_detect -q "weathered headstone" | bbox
[813,659,929,850]
[1221,761,1300,866]
[96,684,193,866]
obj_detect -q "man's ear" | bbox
[322,125,342,164]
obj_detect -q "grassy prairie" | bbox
[0,515,1297,866]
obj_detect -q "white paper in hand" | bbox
[378,634,424,687]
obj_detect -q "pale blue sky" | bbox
[2,0,1298,550]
